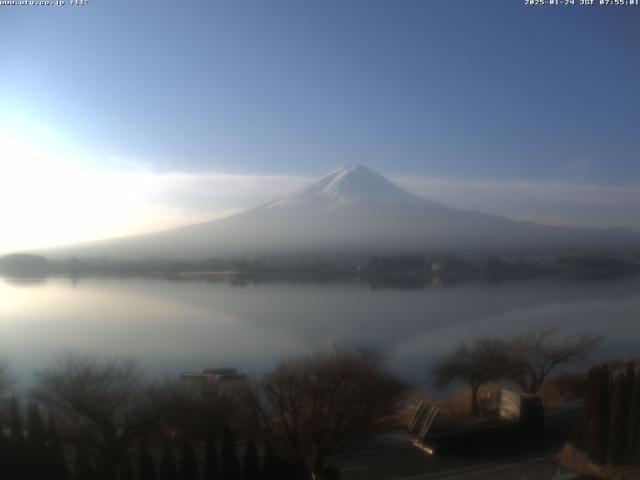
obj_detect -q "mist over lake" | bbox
[2,275,639,390]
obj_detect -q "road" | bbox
[331,410,598,480]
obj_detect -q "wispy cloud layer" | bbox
[0,129,313,252]
[395,177,640,232]
[1,130,638,254]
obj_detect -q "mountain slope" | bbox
[44,165,640,258]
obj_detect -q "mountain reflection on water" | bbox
[0,275,639,391]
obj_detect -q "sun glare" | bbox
[0,122,197,254]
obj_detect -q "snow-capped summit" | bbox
[264,164,424,209]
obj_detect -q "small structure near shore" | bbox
[408,389,545,453]
[181,367,247,396]
[497,389,544,428]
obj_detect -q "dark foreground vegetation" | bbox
[2,253,640,288]
[0,348,406,480]
[575,360,640,467]
[0,329,619,480]
[553,360,640,479]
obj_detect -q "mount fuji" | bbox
[46,165,639,258]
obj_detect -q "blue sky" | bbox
[1,0,639,251]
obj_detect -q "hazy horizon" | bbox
[0,164,633,262]
[2,1,640,253]
[2,162,640,255]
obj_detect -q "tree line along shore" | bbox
[1,253,639,287]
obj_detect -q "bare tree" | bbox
[505,329,601,394]
[432,338,509,415]
[160,377,244,438]
[243,347,406,478]
[31,354,168,479]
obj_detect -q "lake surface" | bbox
[1,275,639,390]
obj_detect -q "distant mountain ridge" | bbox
[41,165,639,259]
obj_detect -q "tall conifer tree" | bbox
[261,444,278,480]
[0,421,7,479]
[47,414,70,480]
[159,443,177,480]
[203,429,219,480]
[220,427,240,480]
[242,438,260,480]
[8,397,26,479]
[626,364,640,464]
[578,366,598,448]
[588,364,610,464]
[118,451,134,480]
[178,440,198,480]
[74,444,95,480]
[137,438,157,480]
[607,371,630,465]
[27,402,47,479]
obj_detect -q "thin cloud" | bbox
[395,176,640,233]
[2,130,639,254]
[0,135,311,253]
